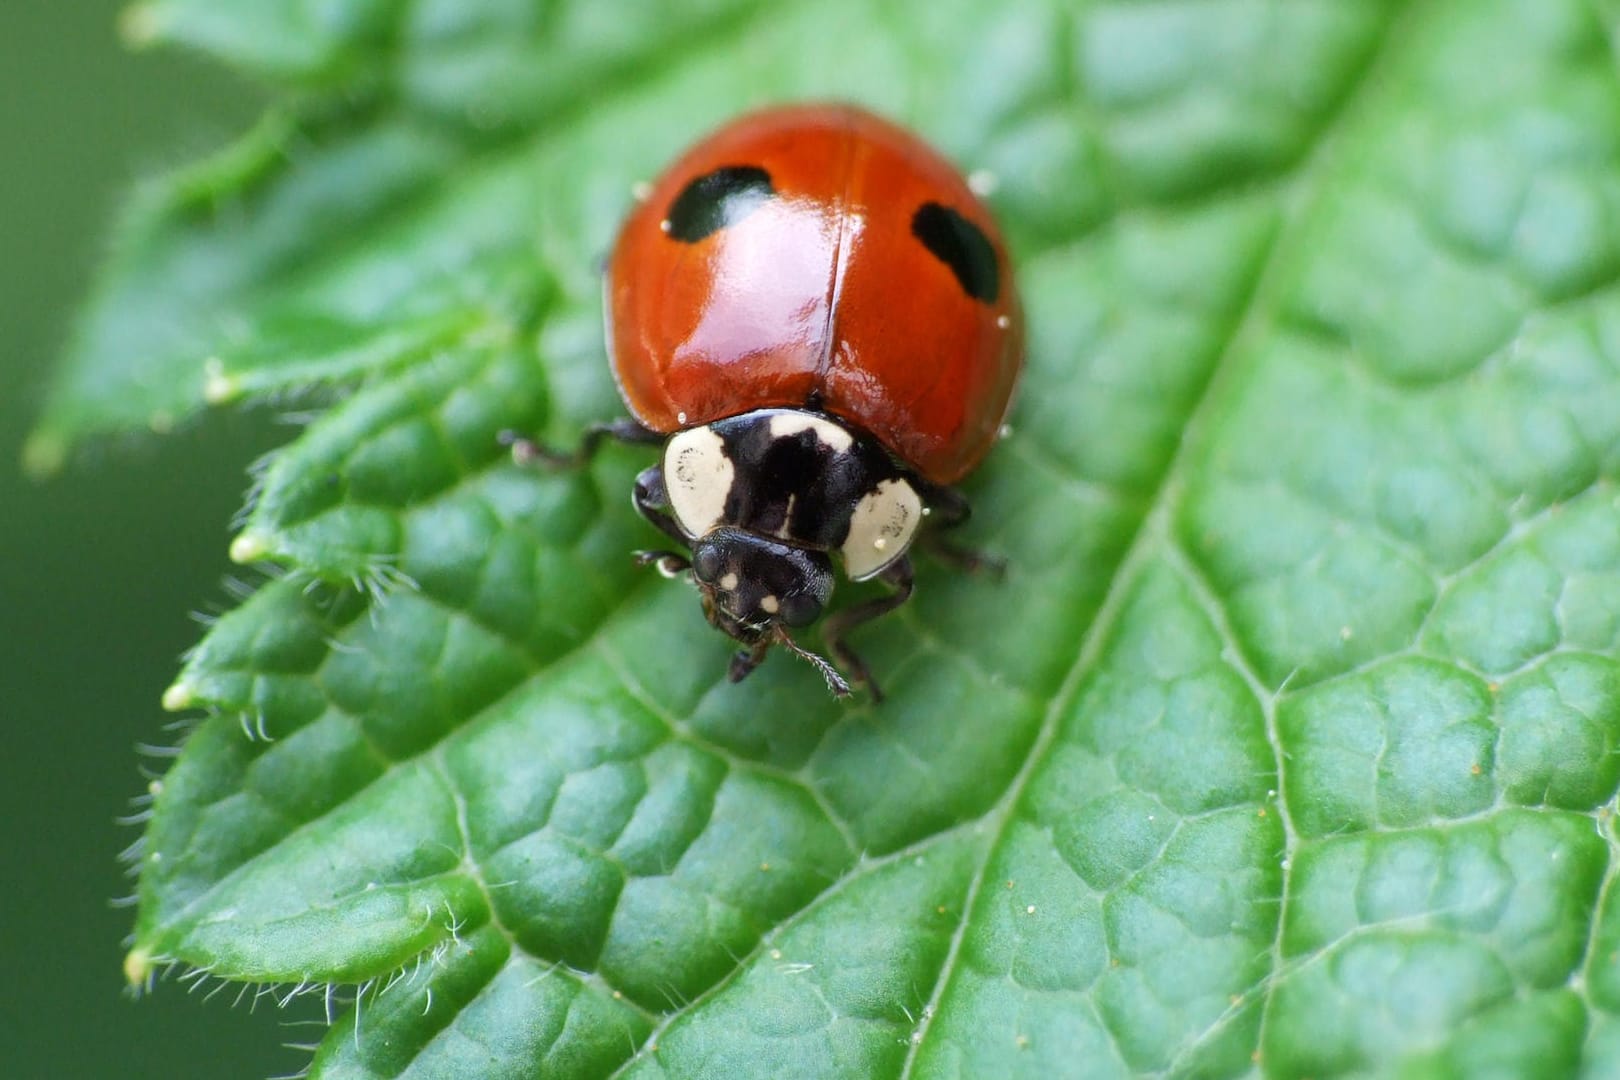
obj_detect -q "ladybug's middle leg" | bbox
[500,416,662,467]
[914,484,1005,579]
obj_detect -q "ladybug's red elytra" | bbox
[512,103,1024,699]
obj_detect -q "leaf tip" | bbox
[118,3,163,49]
[161,680,194,712]
[20,431,67,481]
[202,357,240,406]
[123,946,153,989]
[229,531,270,565]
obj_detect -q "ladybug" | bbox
[513,104,1023,699]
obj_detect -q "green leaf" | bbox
[51,0,1620,1075]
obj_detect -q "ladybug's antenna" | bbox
[774,626,852,698]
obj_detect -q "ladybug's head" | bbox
[691,527,832,639]
[689,527,848,693]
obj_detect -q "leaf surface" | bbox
[51,0,1620,1075]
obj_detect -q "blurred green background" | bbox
[1,5,324,1076]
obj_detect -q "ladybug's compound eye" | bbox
[691,542,724,584]
[777,592,822,628]
[911,201,999,304]
[665,165,775,243]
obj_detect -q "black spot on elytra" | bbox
[911,202,999,303]
[665,165,775,242]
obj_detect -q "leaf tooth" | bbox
[117,3,162,49]
[160,680,194,712]
[19,431,66,480]
[229,530,272,565]
[124,946,154,989]
[202,357,240,405]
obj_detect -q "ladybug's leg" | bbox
[635,550,692,577]
[500,417,662,468]
[631,464,690,547]
[630,465,698,578]
[917,485,1005,579]
[727,639,772,684]
[821,557,915,703]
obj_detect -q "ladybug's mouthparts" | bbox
[701,588,850,697]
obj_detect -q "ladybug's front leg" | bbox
[727,639,772,684]
[631,464,690,548]
[820,557,915,702]
[630,464,697,578]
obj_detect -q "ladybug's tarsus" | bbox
[635,550,692,578]
[921,536,1008,580]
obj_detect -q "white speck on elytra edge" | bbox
[996,314,1011,329]
[968,169,999,196]
[677,411,687,424]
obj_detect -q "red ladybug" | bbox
[516,104,1023,698]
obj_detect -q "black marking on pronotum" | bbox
[709,410,907,549]
[911,202,999,303]
[665,165,775,242]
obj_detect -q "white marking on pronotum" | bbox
[773,493,799,540]
[719,572,739,592]
[760,595,780,614]
[767,410,853,453]
[843,478,922,580]
[663,426,734,538]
